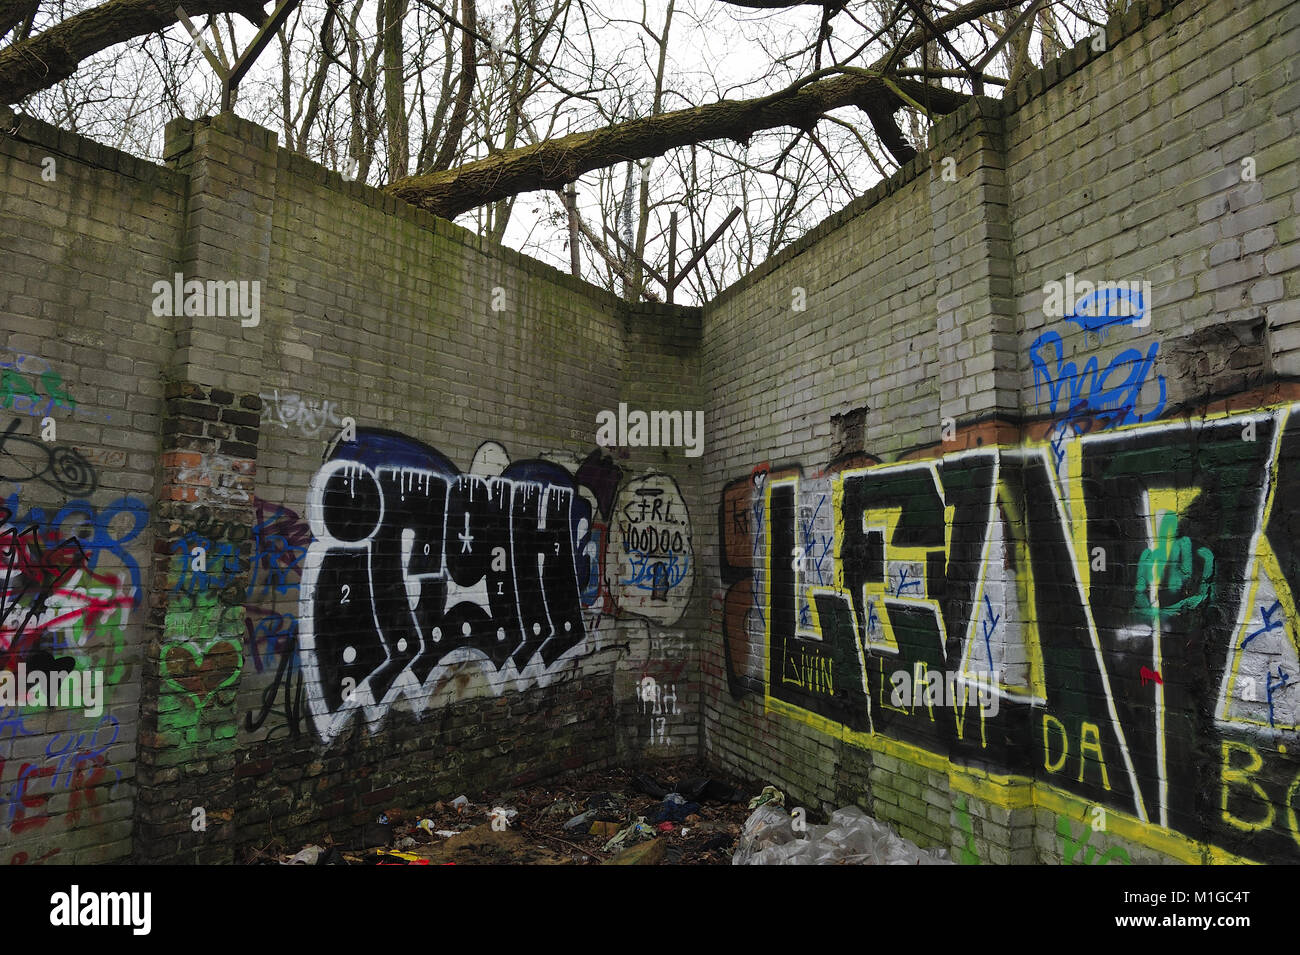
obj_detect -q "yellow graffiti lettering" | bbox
[1043,714,1068,773]
[1220,740,1274,832]
[1078,722,1112,790]
[1288,771,1300,849]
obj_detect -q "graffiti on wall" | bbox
[259,389,346,438]
[243,497,311,741]
[0,349,137,848]
[0,350,78,419]
[300,430,693,744]
[1,712,123,836]
[720,402,1300,862]
[628,628,690,749]
[164,486,311,747]
[1029,280,1166,432]
[606,473,693,624]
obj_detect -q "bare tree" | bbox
[2,0,1113,301]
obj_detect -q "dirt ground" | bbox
[243,757,767,865]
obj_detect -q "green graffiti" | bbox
[955,797,980,864]
[1134,511,1214,621]
[0,368,36,408]
[39,369,76,410]
[0,366,75,412]
[159,638,244,740]
[1056,814,1131,865]
[160,589,244,744]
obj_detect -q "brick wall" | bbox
[702,0,1300,865]
[0,113,705,863]
[1,0,1296,866]
[0,116,181,863]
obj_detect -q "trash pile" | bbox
[732,803,954,865]
[243,760,951,865]
[242,759,755,866]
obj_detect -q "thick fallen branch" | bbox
[0,0,267,104]
[388,70,964,218]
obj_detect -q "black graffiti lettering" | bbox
[441,475,519,672]
[305,454,591,737]
[768,479,869,731]
[725,407,1300,859]
[510,483,583,667]
[244,631,305,740]
[1078,417,1274,832]
[0,417,97,497]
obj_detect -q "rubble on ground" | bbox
[240,758,949,865]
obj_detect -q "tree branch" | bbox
[388,69,964,218]
[0,0,266,104]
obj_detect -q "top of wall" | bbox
[1,110,186,194]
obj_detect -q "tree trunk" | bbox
[388,71,964,219]
[0,0,266,104]
[383,0,409,180]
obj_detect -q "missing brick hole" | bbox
[831,406,869,460]
[1165,318,1269,398]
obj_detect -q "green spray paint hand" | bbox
[1134,512,1214,621]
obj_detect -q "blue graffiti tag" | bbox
[1266,665,1293,728]
[799,496,833,585]
[1242,600,1284,649]
[0,706,35,741]
[1029,331,1165,428]
[171,532,243,595]
[2,493,147,599]
[889,565,922,595]
[1047,402,1094,475]
[44,713,121,790]
[1064,286,1148,337]
[622,550,690,593]
[981,593,1000,670]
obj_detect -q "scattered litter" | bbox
[633,773,746,804]
[733,805,954,865]
[287,845,322,865]
[676,776,748,804]
[585,792,623,820]
[377,849,430,865]
[265,760,762,866]
[413,819,437,842]
[649,793,701,824]
[603,838,666,865]
[603,817,655,852]
[748,786,785,810]
[564,810,597,831]
[732,804,795,864]
[542,799,577,818]
[632,773,670,799]
[358,821,392,849]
